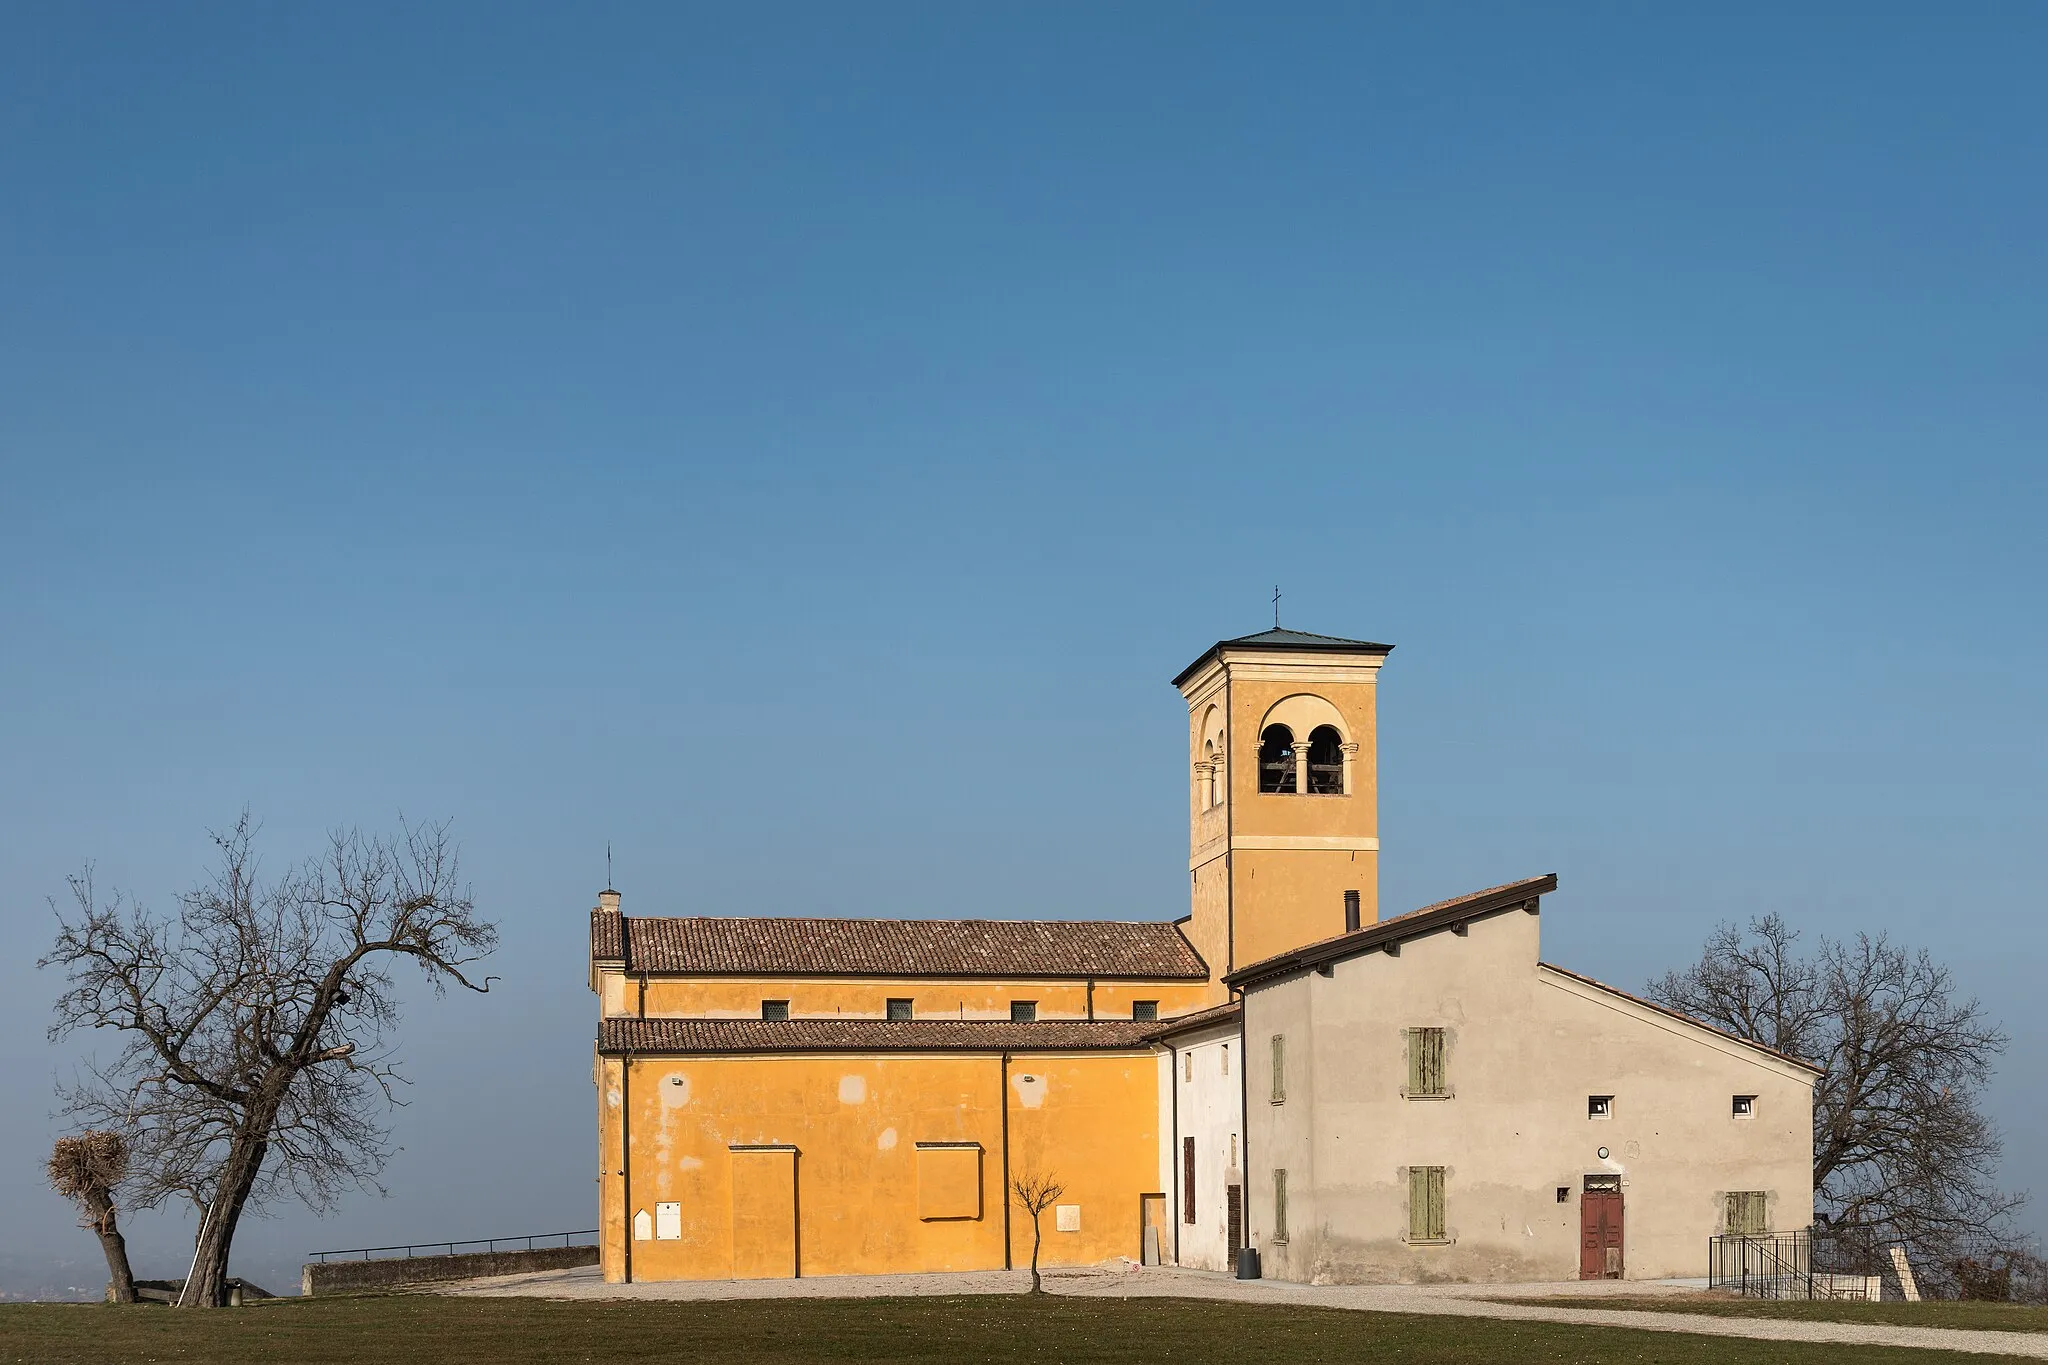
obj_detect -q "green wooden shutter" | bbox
[1273,1168,1288,1241]
[1425,1167,1445,1240]
[1410,1166,1446,1240]
[1406,1030,1423,1093]
[1271,1035,1286,1103]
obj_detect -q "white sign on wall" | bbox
[633,1209,653,1242]
[1054,1204,1081,1233]
[656,1201,682,1240]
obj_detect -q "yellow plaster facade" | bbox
[589,628,1396,1283]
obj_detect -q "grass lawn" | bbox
[1,1293,2039,1365]
[1498,1295,2048,1335]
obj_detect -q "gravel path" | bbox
[444,1262,2048,1358]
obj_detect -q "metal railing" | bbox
[308,1228,599,1264]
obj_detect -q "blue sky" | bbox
[3,3,2043,1291]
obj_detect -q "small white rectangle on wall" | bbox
[656,1201,682,1240]
[633,1209,653,1241]
[1055,1204,1081,1232]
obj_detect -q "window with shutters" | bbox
[1182,1137,1196,1224]
[1407,1166,1447,1242]
[1270,1035,1286,1104]
[1272,1168,1289,1243]
[1726,1190,1769,1235]
[1405,1027,1447,1098]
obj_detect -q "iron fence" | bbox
[1710,1229,2046,1303]
[307,1228,599,1264]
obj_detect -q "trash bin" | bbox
[1235,1246,1262,1280]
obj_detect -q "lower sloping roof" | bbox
[598,1017,1159,1055]
[1225,875,1557,988]
[1538,963,1824,1074]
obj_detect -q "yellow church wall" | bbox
[618,976,1211,1021]
[1229,848,1379,969]
[1225,676,1379,844]
[599,1048,1161,1281]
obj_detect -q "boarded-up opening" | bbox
[730,1145,798,1279]
[915,1143,982,1221]
[1226,1183,1243,1256]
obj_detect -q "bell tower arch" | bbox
[1174,628,1392,992]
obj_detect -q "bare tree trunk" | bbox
[1030,1215,1043,1293]
[180,1130,269,1308]
[85,1194,137,1304]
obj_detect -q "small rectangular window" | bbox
[1273,1168,1289,1242]
[1733,1094,1756,1117]
[1726,1190,1769,1235]
[1132,1000,1159,1022]
[1270,1035,1287,1104]
[1010,1000,1037,1022]
[1408,1166,1446,1242]
[1221,1043,1230,1076]
[761,999,790,1022]
[1588,1094,1613,1119]
[886,998,913,1021]
[1183,1137,1196,1224]
[1184,1053,1194,1082]
[1406,1027,1447,1097]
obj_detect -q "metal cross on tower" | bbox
[1273,584,1282,628]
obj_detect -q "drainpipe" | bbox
[621,1050,634,1284]
[1225,694,1235,976]
[999,1051,1013,1270]
[1235,993,1250,1254]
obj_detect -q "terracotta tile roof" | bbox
[1537,963,1825,1074]
[598,1016,1159,1055]
[1145,999,1242,1040]
[591,908,624,962]
[606,916,1209,980]
[1225,874,1558,987]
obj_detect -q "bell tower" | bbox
[1174,627,1392,993]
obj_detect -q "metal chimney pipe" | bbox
[1343,890,1361,934]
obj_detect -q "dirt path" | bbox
[445,1262,2048,1358]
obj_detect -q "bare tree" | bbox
[1010,1171,1065,1293]
[41,814,496,1308]
[47,1131,139,1303]
[1648,914,2021,1268]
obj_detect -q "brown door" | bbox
[1580,1178,1623,1279]
[1226,1184,1244,1257]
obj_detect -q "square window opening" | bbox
[1733,1094,1756,1117]
[1133,1000,1159,1022]
[1588,1095,1613,1120]
[886,998,914,1021]
[760,999,790,1022]
[1010,1000,1037,1023]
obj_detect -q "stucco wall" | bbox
[598,1048,1160,1282]
[1160,1019,1246,1272]
[302,1245,596,1296]
[621,976,1210,1021]
[1245,908,1815,1285]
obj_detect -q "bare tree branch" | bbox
[40,812,496,1308]
[1648,915,2022,1270]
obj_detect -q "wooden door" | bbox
[1580,1182,1623,1279]
[1226,1184,1244,1257]
[731,1147,798,1279]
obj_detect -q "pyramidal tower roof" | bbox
[1172,627,1394,687]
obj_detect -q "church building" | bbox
[591,628,1816,1284]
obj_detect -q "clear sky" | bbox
[2,3,2043,1294]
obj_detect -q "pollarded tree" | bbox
[47,1130,139,1303]
[42,814,496,1308]
[1648,914,2021,1273]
